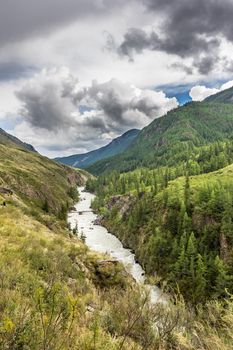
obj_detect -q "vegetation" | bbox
[88,101,233,175]
[88,162,233,305]
[87,91,233,308]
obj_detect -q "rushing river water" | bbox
[68,186,165,303]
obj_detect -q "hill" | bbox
[0,127,37,152]
[205,85,233,103]
[55,128,140,168]
[88,101,233,175]
[0,140,85,218]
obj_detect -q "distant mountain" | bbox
[55,129,140,168]
[205,86,233,103]
[0,128,37,152]
[88,93,233,175]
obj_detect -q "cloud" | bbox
[189,80,233,101]
[0,62,37,81]
[110,0,233,74]
[0,0,128,47]
[16,67,81,130]
[76,78,178,131]
[14,67,178,156]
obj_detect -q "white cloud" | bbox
[189,80,233,101]
[12,67,178,157]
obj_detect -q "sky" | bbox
[1,0,233,157]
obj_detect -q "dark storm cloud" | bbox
[114,0,233,74]
[0,0,125,47]
[117,28,160,59]
[194,56,219,75]
[0,62,37,81]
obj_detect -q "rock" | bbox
[0,187,13,195]
[69,206,77,211]
[86,305,95,313]
[107,194,136,216]
[93,216,103,225]
[97,259,118,266]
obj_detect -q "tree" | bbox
[194,254,207,303]
[212,256,231,298]
[184,172,191,213]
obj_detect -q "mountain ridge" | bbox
[55,128,140,168]
[205,85,233,103]
[88,99,233,174]
[0,127,37,152]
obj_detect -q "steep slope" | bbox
[0,142,85,218]
[0,127,37,152]
[88,101,233,174]
[55,128,140,168]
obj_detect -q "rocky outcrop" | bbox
[107,194,136,216]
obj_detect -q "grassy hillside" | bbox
[0,137,145,349]
[55,129,140,169]
[88,102,233,175]
[0,183,138,349]
[0,143,86,221]
[0,128,37,152]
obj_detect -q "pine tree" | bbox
[221,193,233,242]
[186,232,197,281]
[184,172,191,213]
[194,254,207,302]
[213,256,230,298]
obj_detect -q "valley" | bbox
[1,88,233,349]
[2,1,233,348]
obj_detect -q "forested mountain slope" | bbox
[88,100,233,175]
[205,85,233,103]
[55,129,140,168]
[88,162,233,304]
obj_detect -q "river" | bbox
[68,186,165,303]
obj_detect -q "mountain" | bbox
[0,127,37,152]
[88,99,233,175]
[54,128,140,168]
[0,128,89,216]
[205,85,233,103]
